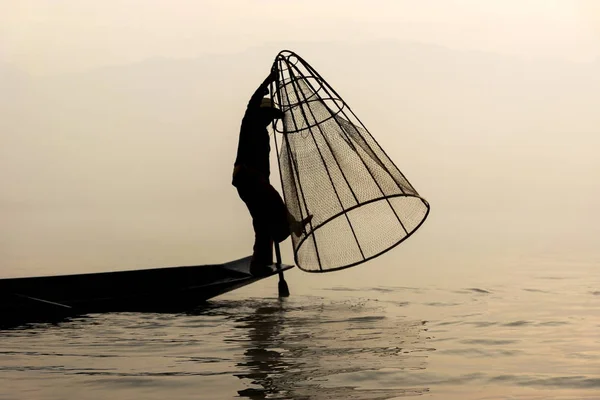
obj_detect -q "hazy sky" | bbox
[1,1,599,284]
[2,0,600,75]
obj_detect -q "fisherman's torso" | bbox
[234,112,270,180]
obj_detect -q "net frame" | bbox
[269,50,430,273]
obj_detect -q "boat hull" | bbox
[0,256,294,325]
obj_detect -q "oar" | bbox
[274,242,290,297]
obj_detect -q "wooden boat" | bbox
[0,256,293,326]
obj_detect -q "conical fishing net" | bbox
[270,50,430,273]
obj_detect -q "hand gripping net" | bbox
[270,50,430,273]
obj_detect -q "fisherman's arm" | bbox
[246,69,278,109]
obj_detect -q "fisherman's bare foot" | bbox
[291,214,313,237]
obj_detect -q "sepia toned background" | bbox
[2,2,599,399]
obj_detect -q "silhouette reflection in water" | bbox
[232,297,431,399]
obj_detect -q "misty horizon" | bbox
[3,39,599,282]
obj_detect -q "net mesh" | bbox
[270,51,430,272]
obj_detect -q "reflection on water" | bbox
[228,299,430,399]
[0,270,599,400]
[234,303,289,398]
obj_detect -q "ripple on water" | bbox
[438,348,523,357]
[425,302,461,307]
[224,297,433,398]
[489,374,600,389]
[503,320,531,327]
[465,288,491,294]
[523,288,552,293]
[1,276,598,400]
[460,339,519,345]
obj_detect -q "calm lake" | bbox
[1,256,598,400]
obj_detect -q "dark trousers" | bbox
[233,166,290,267]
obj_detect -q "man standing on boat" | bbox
[232,67,311,276]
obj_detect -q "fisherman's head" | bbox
[258,97,283,127]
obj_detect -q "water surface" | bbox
[1,262,598,399]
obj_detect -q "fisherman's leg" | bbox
[234,176,273,274]
[261,183,313,241]
[261,183,291,243]
[237,193,271,270]
[236,170,287,242]
[251,216,274,270]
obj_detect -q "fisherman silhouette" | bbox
[232,67,312,276]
